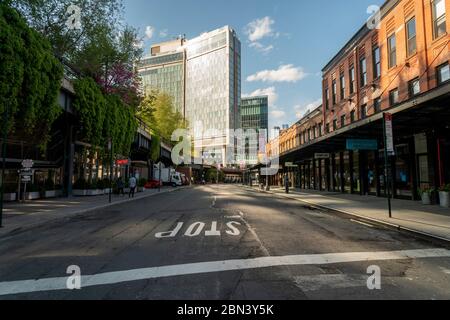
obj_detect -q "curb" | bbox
[0,186,190,239]
[242,185,450,247]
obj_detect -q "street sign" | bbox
[21,176,31,183]
[315,153,330,159]
[384,113,395,156]
[21,159,34,169]
[285,162,298,168]
[346,139,378,151]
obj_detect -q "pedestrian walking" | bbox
[117,177,125,196]
[285,174,290,194]
[129,175,137,198]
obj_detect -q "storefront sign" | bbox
[116,159,129,166]
[346,139,378,151]
[285,162,298,168]
[384,113,395,156]
[315,153,330,159]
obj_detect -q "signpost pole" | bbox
[108,138,113,204]
[383,113,393,218]
[158,139,162,193]
[0,104,8,228]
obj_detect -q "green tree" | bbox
[137,91,187,142]
[10,0,143,107]
[10,0,124,60]
[72,78,107,149]
[0,3,63,148]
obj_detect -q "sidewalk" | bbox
[0,187,187,237]
[247,186,450,243]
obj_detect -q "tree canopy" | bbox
[9,0,143,108]
[72,77,137,157]
[0,3,63,148]
[137,91,187,143]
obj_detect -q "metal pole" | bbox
[158,137,161,192]
[109,139,113,204]
[382,114,392,218]
[0,104,9,228]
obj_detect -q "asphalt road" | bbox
[0,184,449,300]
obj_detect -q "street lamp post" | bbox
[158,138,162,192]
[0,103,9,228]
[108,138,113,204]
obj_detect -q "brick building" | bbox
[269,0,450,202]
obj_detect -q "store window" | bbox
[353,151,361,194]
[343,151,351,193]
[395,144,412,198]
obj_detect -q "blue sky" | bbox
[123,0,384,129]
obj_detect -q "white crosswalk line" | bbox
[0,248,449,296]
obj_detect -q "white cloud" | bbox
[133,39,144,49]
[294,99,322,119]
[245,16,275,42]
[159,29,168,38]
[271,109,286,119]
[247,65,308,83]
[243,87,278,106]
[249,42,274,54]
[145,26,155,39]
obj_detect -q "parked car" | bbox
[145,180,162,189]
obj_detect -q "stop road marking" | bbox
[155,221,242,239]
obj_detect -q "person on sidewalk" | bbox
[284,174,290,194]
[117,177,125,197]
[129,175,137,198]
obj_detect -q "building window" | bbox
[308,128,311,141]
[372,46,381,78]
[406,17,417,56]
[350,110,356,123]
[437,62,450,85]
[433,0,447,39]
[318,123,323,137]
[325,88,330,109]
[340,115,346,128]
[349,66,356,94]
[332,79,337,105]
[408,78,420,97]
[388,34,397,69]
[340,73,345,100]
[374,97,381,113]
[333,119,338,131]
[360,104,367,119]
[360,57,367,87]
[389,88,399,106]
[326,123,330,134]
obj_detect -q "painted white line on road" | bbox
[226,216,243,219]
[293,274,368,292]
[440,267,450,274]
[1,248,449,296]
[351,219,374,228]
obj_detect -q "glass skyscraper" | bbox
[185,26,241,164]
[137,39,186,115]
[240,96,269,165]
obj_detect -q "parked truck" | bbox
[153,165,183,187]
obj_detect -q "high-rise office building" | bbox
[137,38,186,115]
[184,26,241,165]
[137,27,241,166]
[240,96,269,165]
